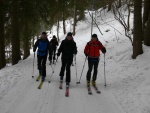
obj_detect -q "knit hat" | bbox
[92,34,97,38]
[67,32,73,37]
[53,35,56,39]
[42,32,47,35]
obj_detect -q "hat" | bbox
[92,34,97,38]
[67,32,73,37]
[42,32,47,35]
[53,35,56,39]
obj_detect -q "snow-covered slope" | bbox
[0,8,150,113]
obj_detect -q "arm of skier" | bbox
[74,42,77,55]
[99,42,106,54]
[84,43,89,57]
[57,41,64,56]
[33,40,39,52]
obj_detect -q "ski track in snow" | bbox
[0,54,126,113]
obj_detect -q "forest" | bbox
[0,0,150,69]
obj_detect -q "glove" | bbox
[57,53,60,57]
[84,53,88,57]
[74,51,77,55]
[33,49,36,52]
[102,47,106,54]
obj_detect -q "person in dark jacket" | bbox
[84,34,106,87]
[49,35,58,65]
[57,32,77,88]
[33,32,49,82]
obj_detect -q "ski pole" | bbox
[104,54,106,87]
[55,56,58,63]
[32,52,35,78]
[49,56,58,83]
[77,57,87,84]
[74,55,78,83]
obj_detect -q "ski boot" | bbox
[65,83,69,97]
[92,81,96,86]
[87,81,90,87]
[49,60,52,65]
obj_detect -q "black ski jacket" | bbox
[58,38,77,60]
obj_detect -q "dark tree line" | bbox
[0,0,150,69]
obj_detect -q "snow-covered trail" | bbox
[0,51,126,113]
[1,7,150,113]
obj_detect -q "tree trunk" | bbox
[132,0,143,59]
[0,0,6,69]
[144,11,150,46]
[11,0,21,65]
[57,15,60,42]
[32,36,35,47]
[78,8,85,21]
[108,0,113,11]
[127,0,131,30]
[73,0,77,36]
[23,19,30,59]
[118,0,121,8]
[62,12,66,35]
[143,0,150,29]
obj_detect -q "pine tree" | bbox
[132,0,143,59]
[143,0,150,29]
[0,0,6,69]
[144,12,150,46]
[11,0,21,65]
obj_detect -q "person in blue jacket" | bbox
[33,32,49,82]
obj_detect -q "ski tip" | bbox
[65,95,69,97]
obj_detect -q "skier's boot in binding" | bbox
[59,80,63,89]
[59,76,63,89]
[49,60,52,65]
[65,82,69,97]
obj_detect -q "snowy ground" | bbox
[0,8,150,113]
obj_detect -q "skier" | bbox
[57,32,77,96]
[84,34,106,89]
[49,35,58,65]
[33,32,49,82]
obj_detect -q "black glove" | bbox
[57,53,60,57]
[84,53,88,57]
[33,49,36,52]
[74,52,77,55]
[102,47,106,54]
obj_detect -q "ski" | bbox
[36,75,41,81]
[87,86,92,95]
[65,87,69,97]
[38,82,43,89]
[93,86,101,94]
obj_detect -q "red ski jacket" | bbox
[84,40,105,58]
